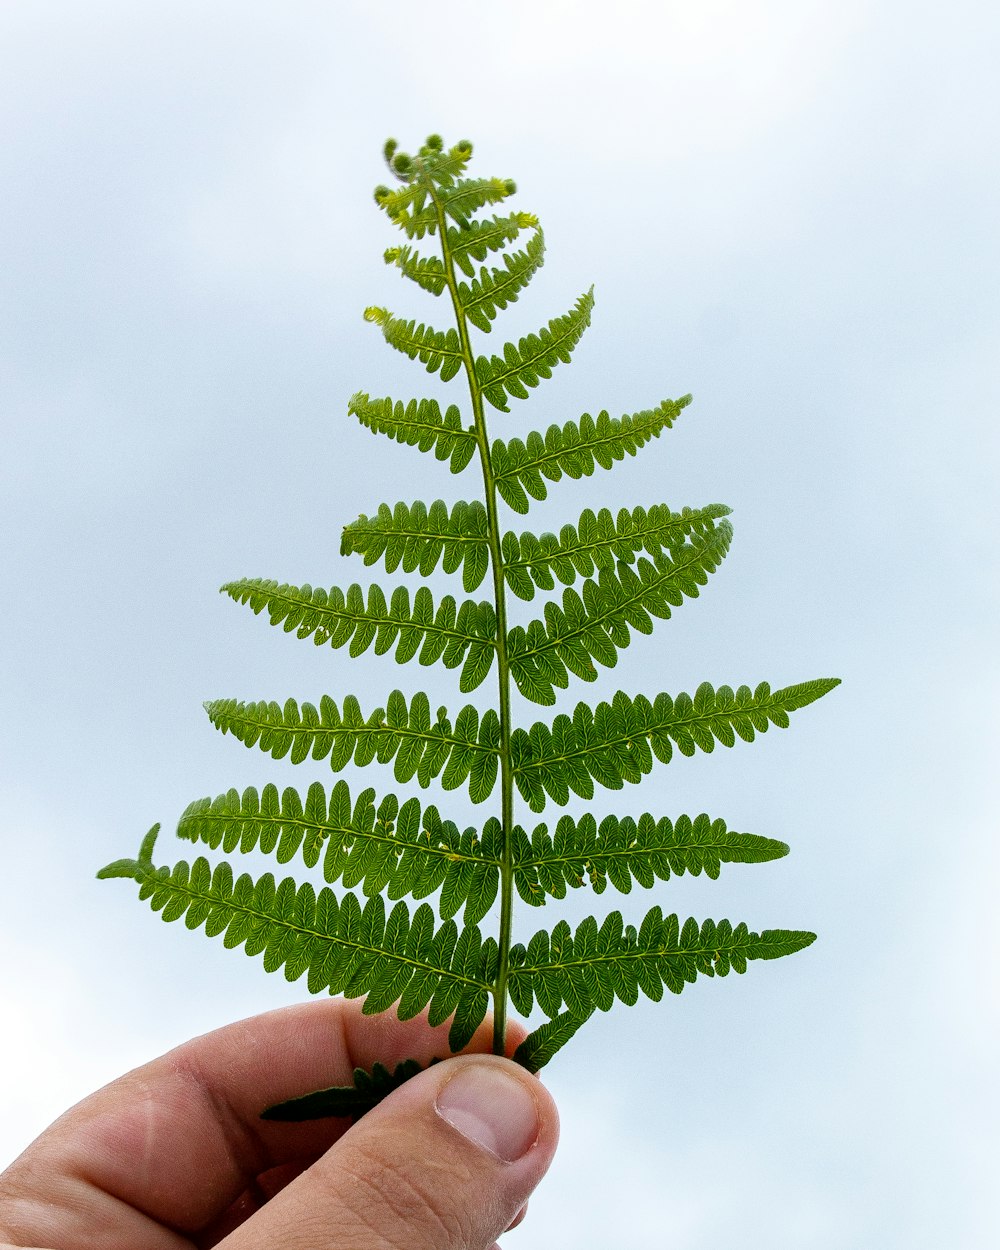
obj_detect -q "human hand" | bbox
[0,1000,559,1249]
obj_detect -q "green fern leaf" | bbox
[476,288,595,412]
[511,1008,595,1072]
[383,244,448,296]
[347,391,476,473]
[502,502,731,601]
[511,679,841,811]
[341,500,490,593]
[508,910,815,1019]
[204,690,502,804]
[262,1058,440,1122]
[508,524,733,704]
[378,171,515,240]
[176,781,502,925]
[374,141,476,239]
[512,812,789,903]
[364,306,465,382]
[102,135,838,1095]
[491,397,692,512]
[449,210,539,276]
[100,828,494,1049]
[221,578,496,687]
[457,226,545,332]
[437,176,518,226]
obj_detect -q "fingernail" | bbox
[435,1062,540,1162]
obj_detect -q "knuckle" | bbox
[330,1136,491,1250]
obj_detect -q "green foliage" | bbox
[507,523,734,704]
[263,1059,442,1122]
[457,224,545,332]
[100,828,495,1051]
[342,499,490,592]
[364,305,465,381]
[102,133,839,1113]
[347,392,476,472]
[491,398,691,512]
[511,811,790,904]
[204,691,501,801]
[475,288,595,410]
[509,678,839,810]
[175,780,500,924]
[506,912,815,1017]
[511,1008,593,1073]
[501,502,731,600]
[221,579,497,691]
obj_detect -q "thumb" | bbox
[225,1054,559,1250]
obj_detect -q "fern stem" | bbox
[424,167,515,1057]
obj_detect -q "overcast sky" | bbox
[2,3,998,1247]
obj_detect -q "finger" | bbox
[0,1000,525,1248]
[222,1053,559,1250]
[507,1201,528,1231]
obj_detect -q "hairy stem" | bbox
[424,169,514,1056]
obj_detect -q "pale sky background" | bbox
[2,2,998,1247]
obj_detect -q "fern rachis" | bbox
[100,133,839,1118]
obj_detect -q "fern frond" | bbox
[448,211,539,275]
[263,1058,441,1123]
[177,781,502,925]
[364,307,465,382]
[511,1008,595,1072]
[348,392,476,473]
[456,227,545,332]
[475,289,595,412]
[378,166,515,238]
[501,502,731,601]
[437,176,518,226]
[508,910,815,1019]
[507,524,733,705]
[510,678,841,811]
[221,579,496,692]
[101,828,495,1049]
[383,244,447,296]
[512,812,789,905]
[374,140,476,239]
[102,135,836,1084]
[491,397,692,513]
[341,500,490,593]
[205,690,502,804]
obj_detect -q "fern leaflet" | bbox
[99,828,494,1049]
[456,225,545,332]
[341,499,490,592]
[347,392,476,473]
[221,579,496,691]
[507,523,733,704]
[449,210,539,273]
[364,306,465,381]
[510,679,840,811]
[501,502,731,600]
[508,911,815,1018]
[176,780,501,925]
[476,288,595,411]
[205,690,501,803]
[491,398,692,512]
[512,811,789,904]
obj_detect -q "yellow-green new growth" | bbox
[100,134,839,1117]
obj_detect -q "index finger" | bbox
[0,1000,523,1248]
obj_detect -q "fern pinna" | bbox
[100,134,838,1119]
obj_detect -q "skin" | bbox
[0,1000,559,1250]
